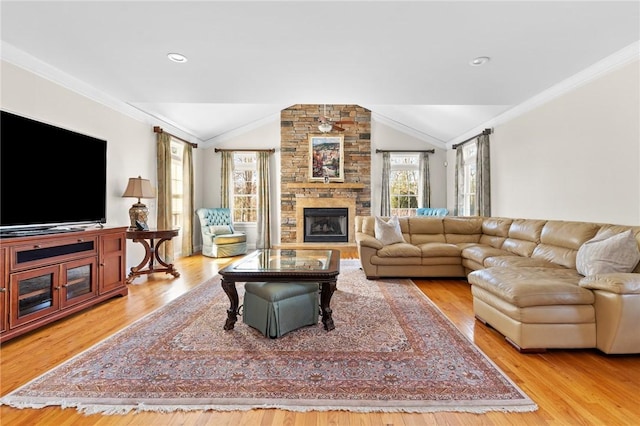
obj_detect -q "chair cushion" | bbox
[213,233,246,244]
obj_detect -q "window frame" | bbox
[231,152,258,224]
[389,153,420,217]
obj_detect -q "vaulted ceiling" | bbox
[1,1,638,148]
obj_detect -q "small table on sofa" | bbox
[219,249,341,332]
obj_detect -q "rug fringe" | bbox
[2,399,538,416]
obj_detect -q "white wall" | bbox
[0,60,203,268]
[447,59,640,226]
[370,121,448,216]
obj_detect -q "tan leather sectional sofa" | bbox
[354,215,640,354]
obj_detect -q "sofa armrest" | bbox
[355,232,383,250]
[579,273,640,294]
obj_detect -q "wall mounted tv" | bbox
[1,110,107,232]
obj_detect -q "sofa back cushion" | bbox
[355,216,376,236]
[479,217,513,248]
[502,219,546,257]
[443,217,483,244]
[532,220,600,269]
[407,217,446,244]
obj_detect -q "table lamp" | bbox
[122,176,156,229]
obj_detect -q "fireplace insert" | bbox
[303,208,348,243]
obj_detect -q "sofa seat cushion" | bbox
[472,286,595,324]
[484,256,564,269]
[418,242,461,257]
[370,254,422,266]
[462,245,514,265]
[213,233,247,244]
[468,267,593,307]
[377,243,421,258]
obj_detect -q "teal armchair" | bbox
[196,208,247,258]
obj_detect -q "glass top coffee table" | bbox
[219,249,341,332]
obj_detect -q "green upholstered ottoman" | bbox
[243,282,319,338]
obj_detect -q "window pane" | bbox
[232,153,258,223]
[390,157,419,216]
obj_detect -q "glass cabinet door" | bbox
[10,265,59,327]
[61,257,97,307]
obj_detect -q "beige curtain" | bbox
[256,151,271,248]
[419,152,431,208]
[475,133,491,217]
[182,142,194,256]
[380,152,391,216]
[220,151,233,208]
[453,146,463,216]
[156,132,173,262]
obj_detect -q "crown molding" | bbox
[0,41,202,145]
[448,40,640,147]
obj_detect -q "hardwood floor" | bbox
[2,249,639,425]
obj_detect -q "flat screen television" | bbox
[1,110,107,233]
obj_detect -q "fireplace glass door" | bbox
[303,208,348,242]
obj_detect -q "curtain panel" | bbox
[256,151,271,249]
[220,151,233,209]
[476,133,491,217]
[380,151,391,216]
[453,147,463,216]
[181,142,194,257]
[156,132,174,262]
[419,152,431,208]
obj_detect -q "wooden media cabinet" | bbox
[0,227,128,342]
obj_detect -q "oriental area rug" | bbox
[1,260,537,415]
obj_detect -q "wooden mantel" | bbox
[285,183,365,189]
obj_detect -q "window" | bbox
[458,143,477,216]
[390,153,419,216]
[232,152,257,223]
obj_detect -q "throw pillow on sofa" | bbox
[576,229,640,276]
[374,216,405,245]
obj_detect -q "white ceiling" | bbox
[1,1,639,146]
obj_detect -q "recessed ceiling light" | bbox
[167,53,188,63]
[469,56,490,66]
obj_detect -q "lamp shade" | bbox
[122,176,156,201]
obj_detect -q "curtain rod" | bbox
[153,126,198,148]
[214,148,276,153]
[375,149,435,154]
[451,128,492,150]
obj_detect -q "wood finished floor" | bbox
[1,249,639,425]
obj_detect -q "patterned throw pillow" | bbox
[374,216,405,245]
[209,225,233,235]
[576,230,640,276]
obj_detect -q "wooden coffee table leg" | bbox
[320,280,337,331]
[221,279,239,330]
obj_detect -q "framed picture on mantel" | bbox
[309,135,344,182]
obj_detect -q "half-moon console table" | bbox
[125,229,180,283]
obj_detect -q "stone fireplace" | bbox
[295,197,356,244]
[280,104,372,245]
